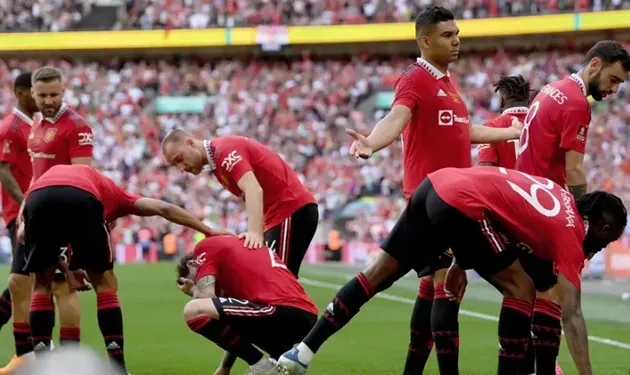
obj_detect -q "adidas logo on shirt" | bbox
[437,89,447,97]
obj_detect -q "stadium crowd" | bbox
[2,0,630,31]
[0,48,628,256]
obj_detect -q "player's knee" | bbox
[8,273,31,298]
[183,299,219,323]
[432,268,447,284]
[363,251,407,292]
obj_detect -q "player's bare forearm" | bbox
[469,125,519,144]
[133,198,216,236]
[220,351,238,369]
[70,156,93,165]
[566,165,587,198]
[192,276,216,299]
[366,105,410,152]
[0,163,23,204]
[244,188,265,235]
[559,275,592,375]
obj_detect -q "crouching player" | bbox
[177,235,318,375]
[20,164,230,373]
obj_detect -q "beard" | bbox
[582,234,604,257]
[588,73,604,101]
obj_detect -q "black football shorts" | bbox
[264,203,318,277]
[212,297,316,359]
[23,186,114,274]
[381,178,519,278]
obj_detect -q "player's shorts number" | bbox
[518,101,540,155]
[498,168,560,217]
[60,246,69,263]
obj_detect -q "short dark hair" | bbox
[415,6,455,37]
[176,253,194,284]
[577,191,628,231]
[32,66,63,85]
[493,75,531,104]
[14,72,32,92]
[584,40,630,71]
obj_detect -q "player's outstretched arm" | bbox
[0,162,24,204]
[566,150,587,198]
[557,273,592,375]
[132,198,227,237]
[362,105,411,154]
[469,117,522,144]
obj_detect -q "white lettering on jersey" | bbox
[192,252,206,267]
[561,189,576,228]
[222,150,243,172]
[540,84,568,105]
[77,132,93,146]
[28,150,56,159]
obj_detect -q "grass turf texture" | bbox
[1,263,629,374]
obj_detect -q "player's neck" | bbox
[422,56,449,75]
[15,103,34,119]
[575,69,590,96]
[197,139,209,165]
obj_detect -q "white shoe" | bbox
[244,358,281,375]
[277,348,308,375]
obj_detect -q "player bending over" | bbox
[19,164,229,374]
[514,40,630,375]
[177,236,318,375]
[346,7,522,374]
[278,167,626,375]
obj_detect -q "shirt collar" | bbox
[202,139,216,172]
[501,106,529,116]
[569,74,587,96]
[12,107,33,126]
[44,103,68,124]
[417,58,450,80]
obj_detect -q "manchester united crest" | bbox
[44,128,57,143]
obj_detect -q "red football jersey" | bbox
[0,108,34,224]
[28,104,94,180]
[477,107,529,169]
[205,136,316,231]
[429,167,586,289]
[27,164,140,222]
[392,58,472,200]
[193,236,318,315]
[515,75,591,187]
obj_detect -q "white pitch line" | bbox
[300,278,630,350]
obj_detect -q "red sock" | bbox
[60,326,81,345]
[13,322,32,356]
[29,293,54,355]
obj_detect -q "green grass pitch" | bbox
[1,263,629,374]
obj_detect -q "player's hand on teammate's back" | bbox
[444,263,467,303]
[238,231,264,248]
[212,366,231,375]
[67,270,91,292]
[209,228,236,237]
[346,129,373,159]
[509,116,524,139]
[177,277,195,297]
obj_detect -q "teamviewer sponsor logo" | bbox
[78,132,93,146]
[439,110,453,126]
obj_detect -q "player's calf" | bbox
[533,295,562,375]
[404,276,434,375]
[53,280,81,346]
[89,270,127,372]
[8,273,33,357]
[184,298,265,367]
[431,268,460,375]
[29,267,57,356]
[490,260,535,375]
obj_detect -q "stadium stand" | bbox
[2,0,630,32]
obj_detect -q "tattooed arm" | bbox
[192,275,217,299]
[558,273,592,375]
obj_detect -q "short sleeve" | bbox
[100,172,141,220]
[193,239,226,280]
[218,141,253,183]
[554,235,585,290]
[559,104,591,154]
[0,128,18,165]
[391,70,422,111]
[68,125,94,159]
